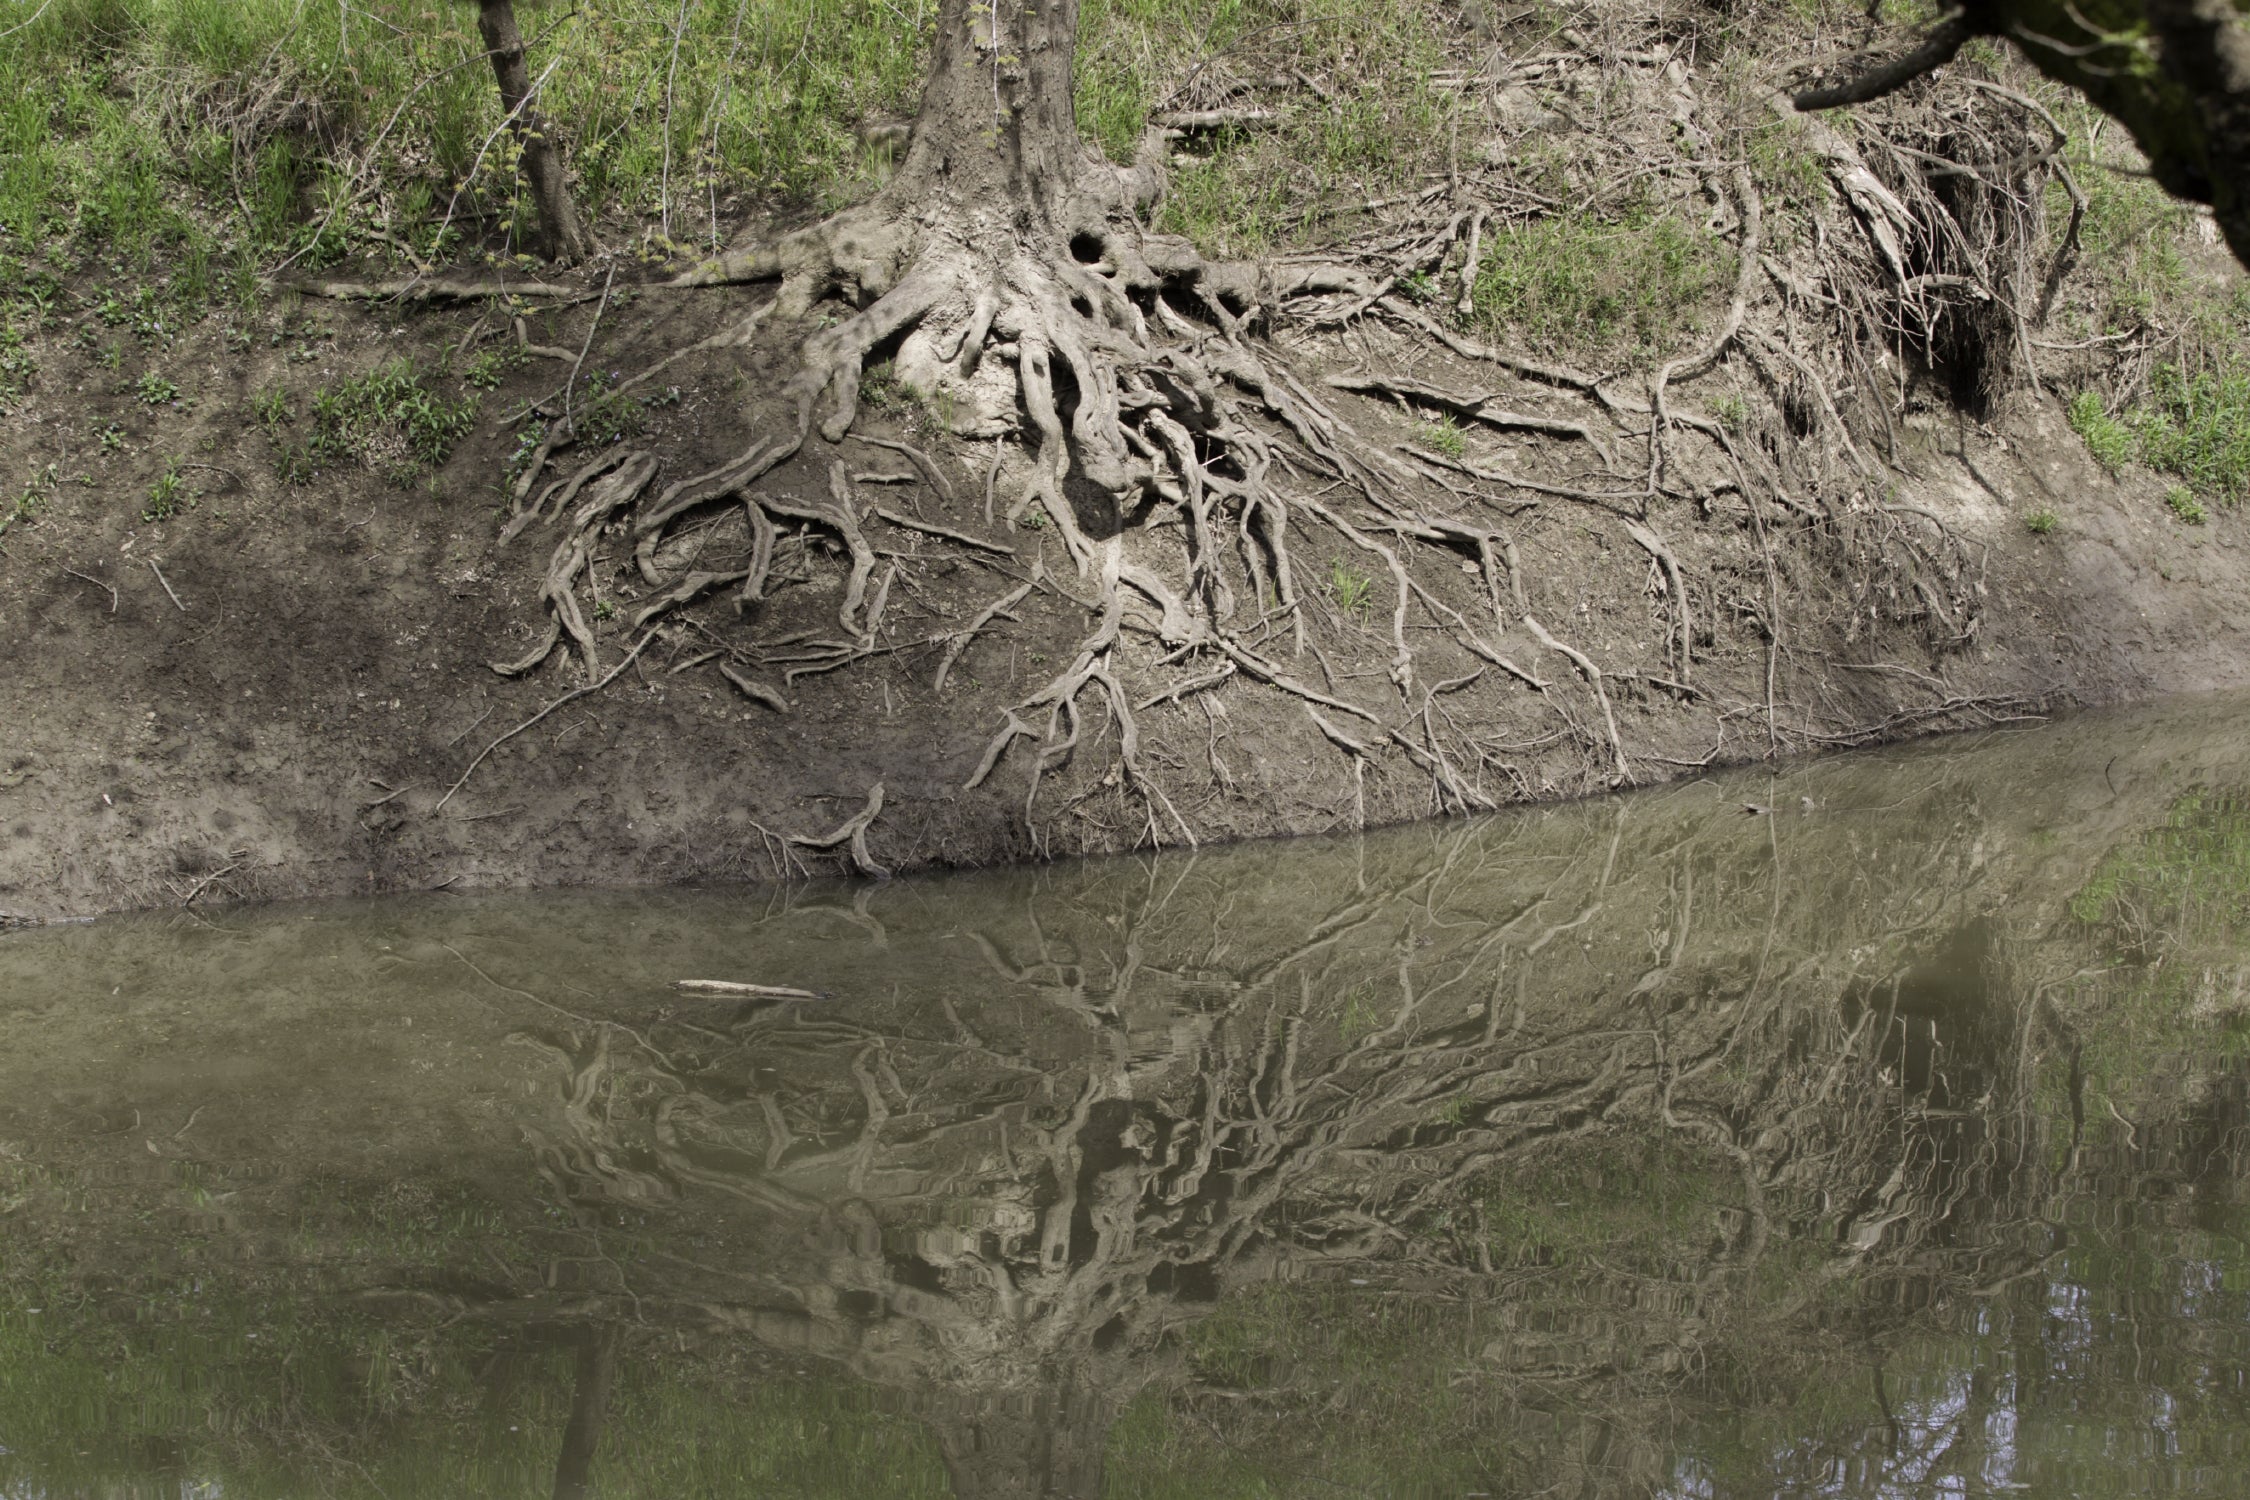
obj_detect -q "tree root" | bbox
[444,632,657,812]
[493,450,660,680]
[469,53,2018,859]
[788,782,890,879]
[935,583,1033,693]
[1521,615,1630,786]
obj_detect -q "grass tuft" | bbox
[1469,209,1726,360]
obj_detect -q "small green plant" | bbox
[2024,507,2059,535]
[1412,417,1467,458]
[300,358,480,478]
[272,440,316,486]
[462,345,527,391]
[2166,485,2207,524]
[253,385,292,429]
[142,461,186,522]
[858,360,911,413]
[1710,393,1751,431]
[1022,504,1048,530]
[1329,555,1374,617]
[0,326,32,414]
[95,340,123,370]
[1,463,58,537]
[134,370,179,405]
[2067,391,2134,471]
[95,422,125,454]
[395,385,479,464]
[505,424,547,481]
[571,370,647,447]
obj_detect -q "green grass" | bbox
[2132,362,2250,500]
[1104,1,1464,257]
[2069,365,2250,502]
[1469,208,1727,361]
[0,0,944,258]
[2058,144,2192,329]
[0,461,57,538]
[2024,506,2058,535]
[258,356,477,483]
[2068,390,2134,470]
[1328,556,1373,619]
[1412,416,1466,457]
[2167,483,2206,524]
[1,0,1458,275]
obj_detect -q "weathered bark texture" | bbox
[478,0,593,263]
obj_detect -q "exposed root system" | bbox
[476,9,2081,871]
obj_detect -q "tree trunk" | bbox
[891,0,1091,217]
[549,1324,620,1500]
[934,1377,1116,1500]
[478,0,593,263]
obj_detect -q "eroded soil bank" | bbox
[3,271,2247,923]
[12,1,2250,921]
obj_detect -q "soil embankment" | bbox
[8,10,2250,922]
[2,282,2244,924]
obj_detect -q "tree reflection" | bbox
[6,710,2250,1496]
[464,788,2110,1496]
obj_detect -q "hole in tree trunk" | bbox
[1069,232,1105,264]
[1044,357,1125,543]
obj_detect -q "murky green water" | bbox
[8,701,2250,1497]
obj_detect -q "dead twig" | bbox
[439,632,656,812]
[148,560,186,612]
[62,567,118,612]
[871,507,1015,556]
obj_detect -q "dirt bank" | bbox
[13,0,2250,922]
[1,268,2244,925]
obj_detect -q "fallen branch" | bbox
[1153,107,1277,131]
[281,274,585,302]
[718,662,788,711]
[674,979,824,999]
